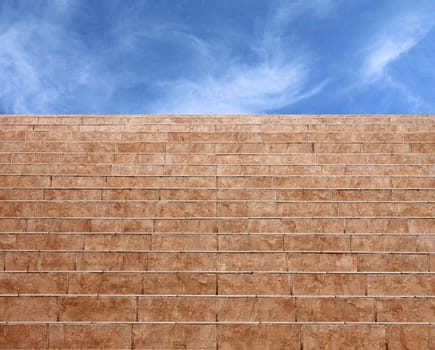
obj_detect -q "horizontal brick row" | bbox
[1,130,434,142]
[2,152,435,165]
[1,217,433,233]
[0,295,433,322]
[1,141,434,153]
[1,188,435,201]
[1,200,433,218]
[1,233,433,251]
[2,114,433,123]
[0,272,433,296]
[1,251,432,271]
[1,176,434,190]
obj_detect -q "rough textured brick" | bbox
[151,234,217,250]
[387,325,431,350]
[218,273,291,295]
[76,252,148,271]
[376,298,435,322]
[296,297,374,322]
[219,234,283,251]
[288,253,357,271]
[138,296,215,321]
[0,272,67,294]
[142,273,216,294]
[218,253,287,271]
[303,325,386,350]
[367,274,435,295]
[5,252,76,271]
[84,234,151,250]
[58,296,136,321]
[148,252,215,271]
[133,324,216,349]
[218,297,295,321]
[0,324,47,349]
[292,273,365,295]
[217,325,300,350]
[0,296,58,321]
[284,234,350,251]
[49,324,131,349]
[358,254,428,272]
[68,272,143,294]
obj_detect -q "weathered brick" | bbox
[68,272,142,294]
[292,273,365,295]
[0,296,57,321]
[142,273,216,294]
[0,324,47,349]
[58,296,136,321]
[218,273,291,295]
[387,325,431,350]
[367,274,435,295]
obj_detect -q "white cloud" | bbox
[151,1,327,114]
[362,13,434,80]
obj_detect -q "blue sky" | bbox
[0,0,434,114]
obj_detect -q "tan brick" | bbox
[358,254,428,272]
[303,325,385,350]
[161,175,215,187]
[217,324,300,350]
[218,297,294,321]
[297,297,374,321]
[167,142,215,152]
[377,298,434,322]
[148,252,215,271]
[0,218,26,232]
[217,189,273,200]
[282,218,344,233]
[138,296,215,321]
[264,143,314,153]
[5,252,76,271]
[118,142,166,152]
[161,189,216,200]
[0,189,44,200]
[59,296,136,321]
[76,252,148,271]
[345,218,409,233]
[387,325,431,350]
[276,189,334,200]
[293,273,365,295]
[327,175,389,187]
[411,143,435,152]
[133,324,215,349]
[68,272,142,294]
[0,272,67,293]
[335,189,392,201]
[392,189,435,201]
[34,201,95,217]
[368,274,435,295]
[400,202,435,216]
[16,234,84,250]
[218,273,290,295]
[164,165,215,175]
[90,219,153,232]
[0,201,34,216]
[218,165,269,175]
[66,142,118,152]
[154,219,217,233]
[416,236,435,251]
[84,234,151,250]
[273,176,328,188]
[158,202,215,217]
[391,176,435,188]
[339,202,399,216]
[44,189,102,200]
[277,202,338,216]
[27,218,91,232]
[217,202,276,217]
[409,219,435,233]
[0,296,57,321]
[51,176,106,187]
[101,189,159,200]
[363,142,411,153]
[166,153,215,164]
[315,143,362,153]
[0,324,47,349]
[352,235,418,252]
[288,253,357,271]
[0,131,25,140]
[151,234,216,250]
[219,234,283,251]
[217,176,272,188]
[49,324,131,349]
[112,164,163,175]
[218,253,287,271]
[284,234,350,251]
[105,176,159,187]
[142,273,216,294]
[0,234,16,249]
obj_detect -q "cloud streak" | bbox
[362,12,434,80]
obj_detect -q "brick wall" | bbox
[0,115,433,349]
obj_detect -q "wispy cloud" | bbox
[151,1,327,114]
[362,12,434,80]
